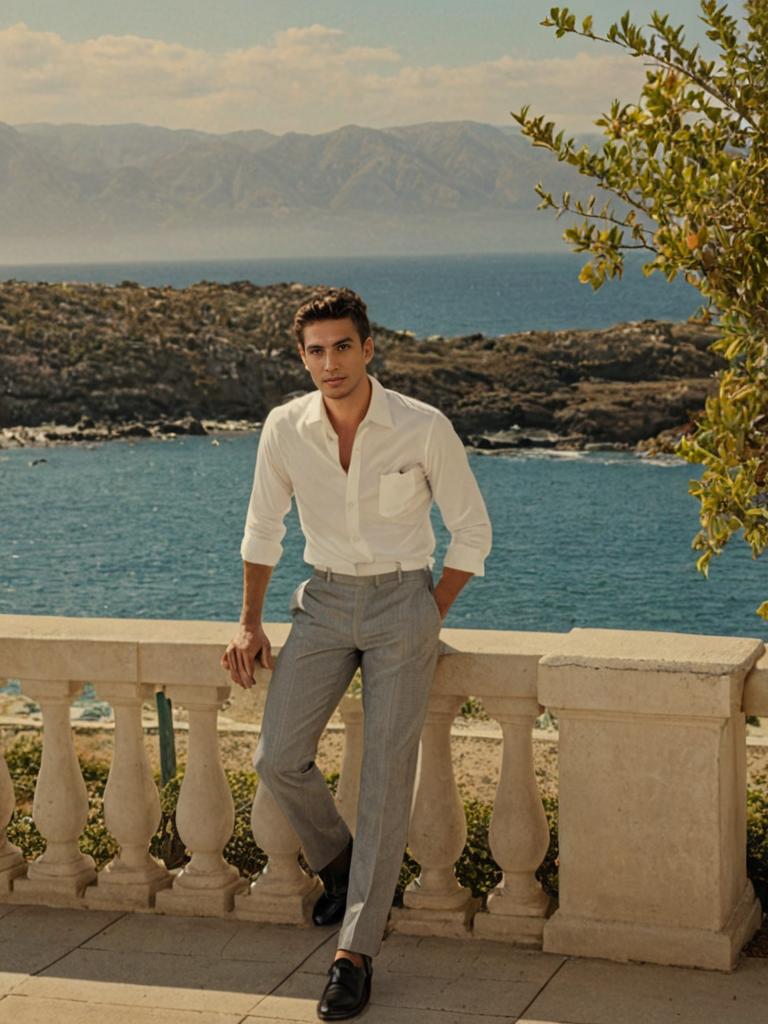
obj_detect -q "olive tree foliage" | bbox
[512,2,768,618]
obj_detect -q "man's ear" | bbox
[363,336,374,364]
[297,344,308,370]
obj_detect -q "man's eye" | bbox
[338,343,350,350]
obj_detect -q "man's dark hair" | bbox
[293,287,372,348]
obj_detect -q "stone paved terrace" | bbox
[1,903,767,1024]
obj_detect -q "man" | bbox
[221,287,491,1021]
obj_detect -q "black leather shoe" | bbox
[316,954,372,1020]
[313,837,353,927]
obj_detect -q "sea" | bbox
[2,251,766,642]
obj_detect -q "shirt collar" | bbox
[305,374,393,430]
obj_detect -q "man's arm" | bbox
[425,411,492,618]
[433,566,473,620]
[239,410,293,567]
[221,411,293,688]
[221,561,275,687]
[240,559,273,629]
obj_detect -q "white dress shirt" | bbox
[240,374,492,576]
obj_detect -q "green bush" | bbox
[748,776,768,910]
[459,697,489,721]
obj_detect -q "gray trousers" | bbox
[253,566,442,957]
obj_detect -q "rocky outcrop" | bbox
[378,320,721,449]
[0,279,724,451]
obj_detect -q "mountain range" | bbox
[0,119,611,263]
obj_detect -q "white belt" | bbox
[313,559,429,577]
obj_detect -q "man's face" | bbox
[299,317,374,402]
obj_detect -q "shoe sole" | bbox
[316,992,371,1021]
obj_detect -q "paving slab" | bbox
[2,905,765,1024]
[0,906,124,980]
[248,967,533,1021]
[0,905,123,948]
[300,931,565,1024]
[0,973,28,998]
[82,911,337,963]
[247,970,517,1023]
[381,934,565,983]
[0,994,244,1024]
[15,947,287,1014]
[301,931,565,982]
[524,953,768,1024]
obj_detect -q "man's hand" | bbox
[433,567,474,620]
[221,623,275,688]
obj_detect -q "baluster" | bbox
[155,684,248,915]
[391,693,479,937]
[86,684,172,909]
[0,744,26,892]
[473,695,552,944]
[336,694,364,834]
[11,680,96,906]
[234,778,321,924]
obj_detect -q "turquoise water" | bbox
[0,251,700,337]
[2,434,766,640]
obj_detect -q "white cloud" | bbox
[0,20,647,133]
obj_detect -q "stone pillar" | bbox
[336,694,364,834]
[539,627,764,971]
[86,684,173,909]
[391,693,479,937]
[11,680,96,906]
[473,695,553,944]
[234,779,321,924]
[0,744,26,892]
[155,683,248,915]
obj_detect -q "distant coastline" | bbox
[0,279,724,455]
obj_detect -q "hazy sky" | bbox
[0,1,736,134]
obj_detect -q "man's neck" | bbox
[323,375,372,435]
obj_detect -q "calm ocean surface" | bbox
[3,252,763,640]
[0,250,700,336]
[2,437,766,640]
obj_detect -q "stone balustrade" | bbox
[0,614,766,972]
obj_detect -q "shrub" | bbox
[748,776,768,911]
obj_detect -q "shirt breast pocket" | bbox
[378,466,429,518]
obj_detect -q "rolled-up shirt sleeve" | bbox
[239,409,293,565]
[425,411,492,576]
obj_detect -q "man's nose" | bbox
[323,349,337,369]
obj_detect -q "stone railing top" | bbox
[539,626,764,676]
[3,615,766,715]
[0,615,568,701]
[539,627,765,719]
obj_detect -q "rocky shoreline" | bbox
[0,279,725,455]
